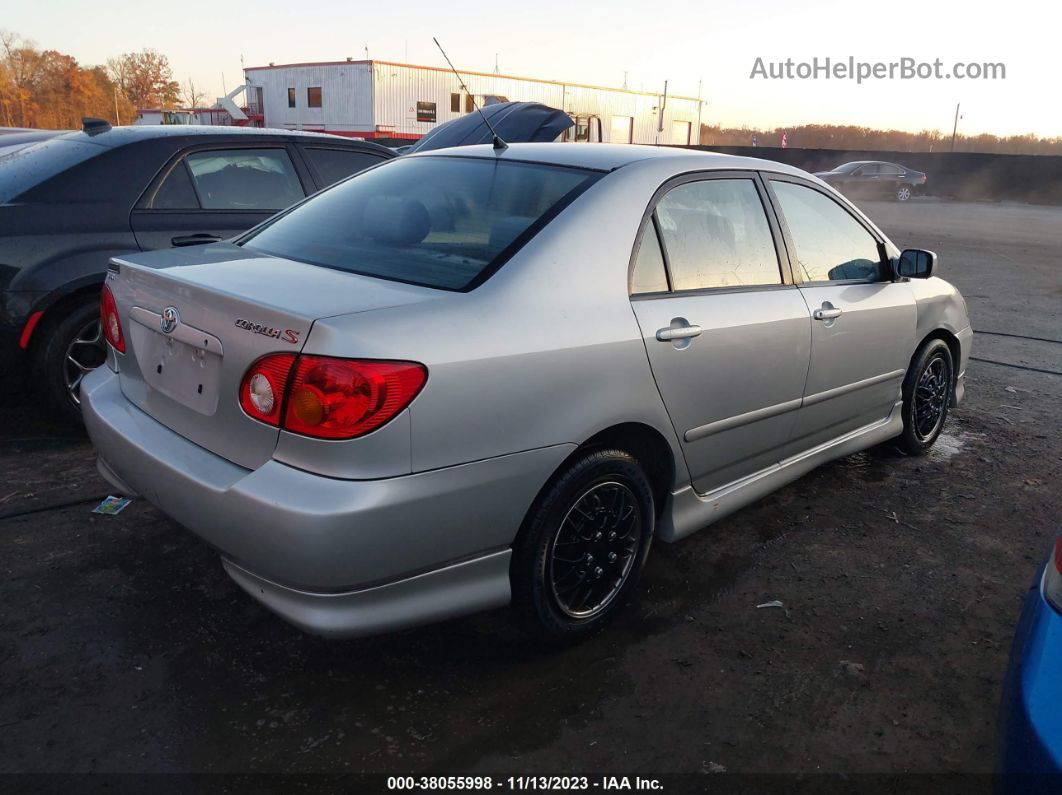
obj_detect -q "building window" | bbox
[287,88,296,108]
[416,101,437,123]
[465,93,475,113]
[450,93,461,113]
[307,87,322,108]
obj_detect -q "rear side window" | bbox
[630,222,669,294]
[184,148,304,210]
[771,181,884,282]
[654,179,781,291]
[241,156,598,290]
[304,148,385,187]
[150,162,199,209]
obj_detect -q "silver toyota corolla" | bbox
[82,143,972,641]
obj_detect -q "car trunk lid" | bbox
[107,242,438,469]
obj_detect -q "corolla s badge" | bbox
[160,306,180,334]
[234,318,301,345]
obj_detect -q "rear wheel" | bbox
[511,448,654,642]
[896,185,912,202]
[895,338,953,455]
[32,296,107,425]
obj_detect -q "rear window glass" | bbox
[240,155,598,290]
[0,138,103,204]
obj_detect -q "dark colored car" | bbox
[814,160,927,202]
[997,534,1062,791]
[0,122,395,419]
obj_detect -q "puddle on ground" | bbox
[928,427,981,462]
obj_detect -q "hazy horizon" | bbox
[7,0,1057,138]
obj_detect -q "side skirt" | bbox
[658,401,904,543]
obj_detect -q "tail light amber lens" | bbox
[239,354,427,439]
[100,285,125,353]
[282,356,427,439]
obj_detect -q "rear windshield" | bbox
[240,155,599,290]
[0,137,103,204]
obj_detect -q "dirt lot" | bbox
[1,199,1059,789]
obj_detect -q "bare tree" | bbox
[181,77,208,109]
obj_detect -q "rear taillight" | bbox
[239,354,426,439]
[1044,536,1062,613]
[100,285,125,353]
[239,353,296,426]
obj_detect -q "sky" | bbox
[7,0,1058,138]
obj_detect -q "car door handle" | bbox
[656,324,703,341]
[171,234,222,247]
[813,307,843,321]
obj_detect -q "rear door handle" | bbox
[656,324,703,341]
[171,233,222,247]
[813,306,843,321]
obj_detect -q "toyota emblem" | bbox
[161,306,180,334]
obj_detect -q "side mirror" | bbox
[897,248,936,279]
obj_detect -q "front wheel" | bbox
[511,449,655,642]
[895,338,954,455]
[896,185,912,202]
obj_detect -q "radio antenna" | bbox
[433,37,507,152]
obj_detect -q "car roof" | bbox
[410,142,813,177]
[51,124,380,150]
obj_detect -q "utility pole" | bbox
[950,103,960,151]
[656,80,668,145]
[623,70,628,89]
[114,88,121,125]
[696,77,703,145]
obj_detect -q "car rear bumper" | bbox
[997,564,1062,785]
[81,365,574,636]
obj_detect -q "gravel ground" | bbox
[0,199,1059,791]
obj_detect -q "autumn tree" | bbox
[0,30,135,128]
[107,48,180,110]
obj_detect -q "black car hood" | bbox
[407,102,574,153]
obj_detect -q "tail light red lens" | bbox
[283,356,427,439]
[100,285,125,353]
[239,353,296,426]
[1045,536,1062,613]
[239,354,427,439]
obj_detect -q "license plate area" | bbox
[129,320,222,415]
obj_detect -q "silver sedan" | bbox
[82,143,972,641]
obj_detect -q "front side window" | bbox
[242,156,597,290]
[654,179,782,291]
[183,148,304,210]
[307,87,322,108]
[771,181,884,282]
[287,88,296,108]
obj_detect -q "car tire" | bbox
[511,448,655,643]
[31,295,108,425]
[896,186,912,202]
[895,338,954,455]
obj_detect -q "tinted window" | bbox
[305,148,384,187]
[772,181,884,282]
[287,88,296,108]
[242,156,597,290]
[307,87,322,108]
[150,162,199,209]
[857,163,880,176]
[184,149,304,211]
[879,163,903,175]
[630,222,669,294]
[0,138,101,203]
[654,179,781,290]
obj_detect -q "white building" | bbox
[242,60,703,145]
